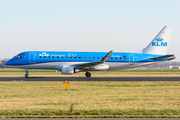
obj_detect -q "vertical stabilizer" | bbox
[142,26,173,55]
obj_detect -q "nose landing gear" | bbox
[25,71,28,78]
[24,69,29,78]
[85,72,91,78]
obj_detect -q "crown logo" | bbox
[156,37,163,42]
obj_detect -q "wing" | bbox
[73,50,113,68]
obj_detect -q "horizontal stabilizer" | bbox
[150,54,175,60]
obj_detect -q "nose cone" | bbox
[5,60,12,65]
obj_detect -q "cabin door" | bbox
[129,54,134,65]
[29,52,35,63]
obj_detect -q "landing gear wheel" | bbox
[25,71,28,78]
[25,74,28,78]
[85,72,91,78]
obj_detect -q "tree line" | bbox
[0,59,9,68]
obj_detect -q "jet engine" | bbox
[61,66,79,74]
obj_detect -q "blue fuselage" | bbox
[5,51,166,71]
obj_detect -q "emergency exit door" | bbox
[129,54,134,65]
[29,52,35,63]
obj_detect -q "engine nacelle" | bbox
[61,66,79,74]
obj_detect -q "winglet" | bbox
[102,50,113,62]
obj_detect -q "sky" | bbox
[0,0,180,60]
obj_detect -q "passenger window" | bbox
[115,57,117,59]
[79,57,81,59]
[97,57,99,59]
[57,56,59,58]
[84,57,86,59]
[74,57,76,59]
[44,56,46,58]
[48,56,50,58]
[70,56,72,58]
[120,57,121,59]
[61,56,63,58]
[66,57,67,58]
[111,57,113,59]
[53,56,54,58]
[93,57,95,59]
[39,56,41,58]
[88,57,90,59]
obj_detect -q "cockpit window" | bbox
[14,55,22,58]
[14,55,18,58]
[18,55,22,58]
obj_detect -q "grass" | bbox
[0,81,180,118]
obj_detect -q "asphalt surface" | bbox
[0,77,180,81]
[0,118,179,120]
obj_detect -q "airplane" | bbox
[169,65,180,69]
[5,26,175,78]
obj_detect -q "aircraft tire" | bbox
[85,72,91,77]
[25,74,28,78]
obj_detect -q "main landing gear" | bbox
[85,72,91,78]
[25,71,28,78]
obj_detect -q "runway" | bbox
[0,118,179,120]
[0,77,180,81]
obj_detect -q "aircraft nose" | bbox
[5,60,12,65]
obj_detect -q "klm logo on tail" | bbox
[152,37,167,46]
